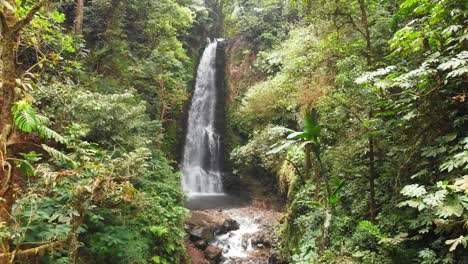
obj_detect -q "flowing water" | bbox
[211,209,261,263]
[183,40,272,263]
[182,39,223,194]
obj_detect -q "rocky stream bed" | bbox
[185,199,286,264]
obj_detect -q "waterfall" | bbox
[182,39,223,194]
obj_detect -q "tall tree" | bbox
[74,0,84,34]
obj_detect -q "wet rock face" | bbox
[205,245,223,263]
[189,226,214,242]
[250,232,272,249]
[215,218,240,235]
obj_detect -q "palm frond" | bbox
[37,125,68,144]
[42,144,76,168]
[12,100,40,133]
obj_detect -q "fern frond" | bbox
[36,114,50,126]
[12,100,40,133]
[42,144,76,168]
[37,126,68,144]
[358,220,384,239]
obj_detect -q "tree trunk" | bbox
[0,34,17,264]
[312,152,321,200]
[304,144,312,181]
[74,0,84,35]
[104,0,123,41]
[0,2,47,262]
[313,147,332,254]
[358,0,377,224]
[358,0,372,66]
[369,111,377,224]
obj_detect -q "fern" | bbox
[12,100,40,133]
[36,114,51,126]
[358,220,384,239]
[37,125,67,144]
[13,100,68,144]
[42,144,76,168]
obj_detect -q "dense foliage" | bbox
[1,0,467,263]
[224,0,467,263]
[0,0,221,263]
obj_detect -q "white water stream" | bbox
[212,209,262,264]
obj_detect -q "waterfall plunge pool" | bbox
[186,193,250,210]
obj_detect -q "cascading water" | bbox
[183,40,275,264]
[182,39,223,194]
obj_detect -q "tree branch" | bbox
[286,158,305,184]
[0,239,66,259]
[0,11,9,33]
[0,160,12,196]
[9,0,48,36]
[347,14,367,39]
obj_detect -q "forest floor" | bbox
[185,195,284,264]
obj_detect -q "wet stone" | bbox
[194,239,208,250]
[214,218,240,235]
[205,245,223,263]
[189,226,214,242]
[223,219,240,232]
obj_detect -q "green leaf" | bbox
[303,111,315,134]
[422,190,447,207]
[401,184,427,198]
[438,58,465,71]
[270,126,295,133]
[41,144,76,168]
[37,125,68,144]
[447,66,468,78]
[16,159,35,177]
[445,236,467,251]
[329,180,346,205]
[436,196,464,218]
[267,140,296,154]
[287,131,308,140]
[442,25,462,36]
[12,100,40,133]
[358,220,384,239]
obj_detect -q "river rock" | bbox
[268,253,288,264]
[223,218,240,232]
[241,233,253,249]
[214,218,240,235]
[250,232,271,248]
[194,239,208,250]
[189,226,213,242]
[204,245,223,263]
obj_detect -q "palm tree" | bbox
[268,108,342,252]
[268,109,323,198]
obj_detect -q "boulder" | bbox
[223,218,240,232]
[251,232,272,249]
[189,226,213,242]
[204,245,223,263]
[214,218,240,235]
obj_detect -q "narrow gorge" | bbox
[182,40,283,264]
